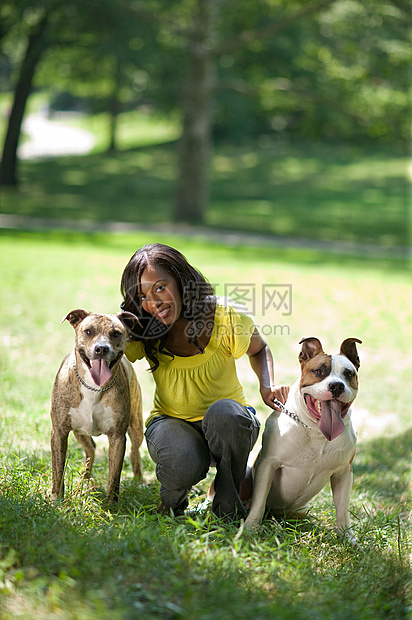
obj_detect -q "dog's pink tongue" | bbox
[90,359,112,386]
[319,400,345,441]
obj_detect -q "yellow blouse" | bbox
[125,299,255,426]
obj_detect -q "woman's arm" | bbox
[247,328,289,411]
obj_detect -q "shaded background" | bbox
[0,0,410,261]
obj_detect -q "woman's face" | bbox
[138,264,182,327]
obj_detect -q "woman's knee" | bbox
[145,416,209,488]
[163,444,208,483]
[203,399,249,430]
[156,455,207,490]
[202,400,260,452]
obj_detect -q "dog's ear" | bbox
[340,338,362,370]
[117,311,141,334]
[62,309,90,328]
[298,337,324,363]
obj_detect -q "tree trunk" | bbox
[173,0,335,225]
[0,14,49,186]
[174,0,217,224]
[108,57,122,153]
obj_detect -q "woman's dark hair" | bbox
[120,243,214,371]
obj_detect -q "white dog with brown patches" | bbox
[245,337,361,545]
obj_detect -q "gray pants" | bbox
[145,398,260,519]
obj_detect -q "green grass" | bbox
[0,230,411,618]
[0,103,409,251]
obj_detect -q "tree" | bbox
[0,6,50,186]
[0,0,148,185]
[173,0,338,224]
[211,0,410,145]
[2,0,408,218]
[174,0,217,223]
[35,3,158,154]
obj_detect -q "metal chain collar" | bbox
[72,362,119,393]
[273,398,309,429]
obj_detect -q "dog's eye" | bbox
[84,329,93,336]
[344,369,354,380]
[313,368,324,377]
[111,330,122,338]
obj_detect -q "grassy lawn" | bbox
[0,102,409,252]
[0,230,411,618]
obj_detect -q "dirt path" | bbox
[18,111,95,159]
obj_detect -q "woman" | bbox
[120,243,288,519]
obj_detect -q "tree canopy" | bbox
[0,0,409,221]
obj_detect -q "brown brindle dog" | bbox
[50,309,144,503]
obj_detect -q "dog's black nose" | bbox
[94,344,110,357]
[329,381,345,398]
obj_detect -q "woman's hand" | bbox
[247,330,289,411]
[260,384,290,411]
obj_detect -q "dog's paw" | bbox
[244,516,261,531]
[236,519,258,541]
[346,534,361,549]
[338,528,361,549]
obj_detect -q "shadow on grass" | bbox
[3,146,176,224]
[0,425,411,619]
[1,140,409,251]
[354,427,412,504]
[209,141,409,249]
[0,476,299,619]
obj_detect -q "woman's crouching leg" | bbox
[145,415,210,514]
[201,399,260,520]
